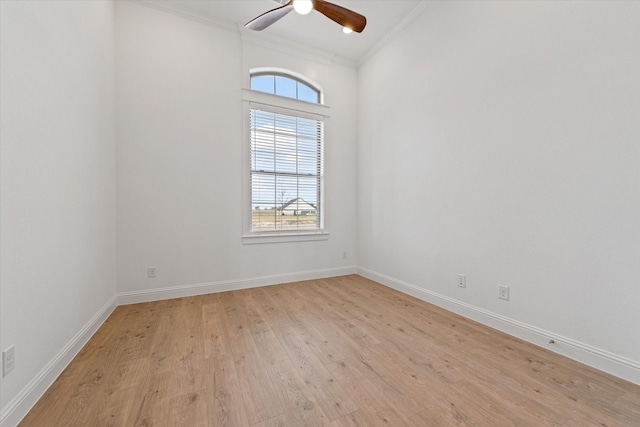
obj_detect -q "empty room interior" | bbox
[1,0,639,426]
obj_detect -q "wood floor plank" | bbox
[250,413,289,427]
[408,407,460,426]
[168,391,209,427]
[203,301,251,427]
[93,358,150,426]
[124,371,172,427]
[262,284,347,365]
[329,410,376,427]
[288,285,370,361]
[263,359,331,426]
[243,290,296,367]
[19,275,640,427]
[217,291,285,425]
[326,356,426,418]
[94,385,138,427]
[253,287,360,421]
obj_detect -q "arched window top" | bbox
[250,69,322,104]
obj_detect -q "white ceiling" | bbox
[151,0,423,63]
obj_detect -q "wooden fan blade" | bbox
[314,0,367,33]
[245,1,294,31]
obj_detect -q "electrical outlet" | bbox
[499,285,510,301]
[342,251,347,260]
[457,274,466,288]
[3,345,15,377]
[148,267,157,278]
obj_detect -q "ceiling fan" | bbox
[245,0,367,34]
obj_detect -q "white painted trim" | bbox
[0,297,118,427]
[243,89,331,118]
[240,27,350,68]
[118,266,357,305]
[132,0,239,33]
[358,0,429,68]
[242,232,330,245]
[357,267,640,386]
[131,1,356,68]
[3,267,639,427]
[0,267,346,425]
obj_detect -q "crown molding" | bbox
[358,0,429,68]
[239,25,356,68]
[132,0,240,34]
[130,0,357,69]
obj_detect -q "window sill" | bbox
[242,232,329,245]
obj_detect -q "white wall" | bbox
[358,0,640,376]
[3,3,638,424]
[0,0,117,422]
[115,2,357,298]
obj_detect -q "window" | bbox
[244,70,327,242]
[251,73,321,103]
[250,108,322,232]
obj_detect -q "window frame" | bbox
[250,72,322,104]
[241,86,330,245]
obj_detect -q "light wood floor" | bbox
[20,275,640,426]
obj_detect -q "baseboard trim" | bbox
[357,267,640,386]
[5,265,637,427]
[0,296,118,427]
[117,266,358,305]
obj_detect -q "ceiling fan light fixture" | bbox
[293,0,314,15]
[246,0,366,33]
[342,26,353,34]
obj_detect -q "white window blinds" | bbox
[250,106,323,233]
